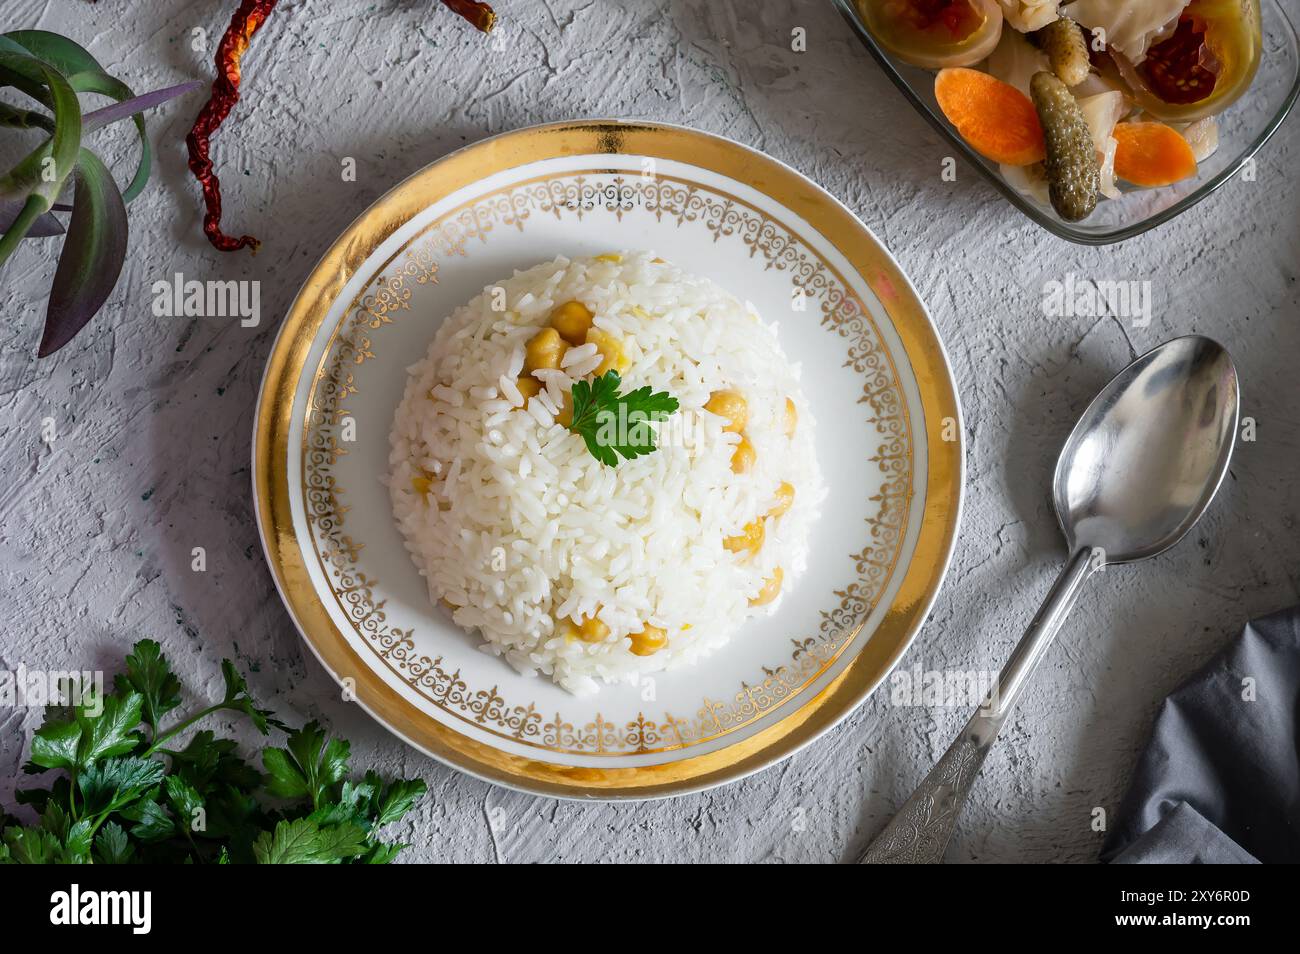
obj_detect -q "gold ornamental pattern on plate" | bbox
[301,170,912,756]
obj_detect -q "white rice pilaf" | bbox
[389,252,825,694]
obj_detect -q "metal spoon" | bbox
[860,335,1240,864]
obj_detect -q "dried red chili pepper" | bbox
[186,0,495,253]
[442,0,497,33]
[185,0,279,253]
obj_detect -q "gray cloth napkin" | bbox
[1101,607,1300,864]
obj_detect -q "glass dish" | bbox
[831,0,1300,245]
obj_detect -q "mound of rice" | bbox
[388,252,825,694]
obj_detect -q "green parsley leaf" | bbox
[566,370,678,467]
[1,825,61,864]
[360,841,405,864]
[115,639,182,734]
[63,819,95,860]
[168,730,262,794]
[202,786,264,861]
[75,690,144,768]
[373,778,428,829]
[31,688,144,773]
[28,718,81,772]
[261,747,308,800]
[263,721,350,809]
[6,636,426,865]
[342,772,381,817]
[94,822,134,864]
[164,776,205,834]
[40,800,69,841]
[119,794,175,844]
[219,659,280,734]
[77,756,165,816]
[251,818,367,864]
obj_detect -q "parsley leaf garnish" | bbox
[566,370,679,467]
[3,639,428,865]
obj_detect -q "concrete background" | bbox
[1,0,1297,863]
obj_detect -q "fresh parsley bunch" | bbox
[0,640,427,864]
[567,370,679,467]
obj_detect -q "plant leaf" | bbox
[63,818,95,859]
[93,822,134,864]
[0,79,199,137]
[1,31,161,203]
[67,70,150,203]
[0,53,80,265]
[373,779,428,829]
[0,198,63,236]
[0,52,80,207]
[75,689,144,767]
[163,776,205,834]
[0,195,51,260]
[566,371,679,467]
[168,731,261,794]
[1,826,61,864]
[203,785,263,859]
[0,35,55,109]
[360,842,405,864]
[219,659,278,734]
[28,718,81,772]
[252,818,367,865]
[115,639,182,734]
[2,30,108,79]
[288,723,350,807]
[38,148,127,357]
[0,100,53,131]
[83,80,203,134]
[261,747,309,800]
[77,757,165,816]
[118,795,174,843]
[263,721,350,808]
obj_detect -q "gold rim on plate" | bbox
[252,120,963,798]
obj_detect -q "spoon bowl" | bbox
[862,336,1240,863]
[1054,336,1240,564]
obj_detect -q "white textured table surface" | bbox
[2,0,1297,864]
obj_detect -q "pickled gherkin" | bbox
[1039,17,1090,88]
[1030,71,1099,221]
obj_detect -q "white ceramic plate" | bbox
[253,120,963,798]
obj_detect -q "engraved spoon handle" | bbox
[860,548,1097,864]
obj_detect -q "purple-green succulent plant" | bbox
[0,30,202,356]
